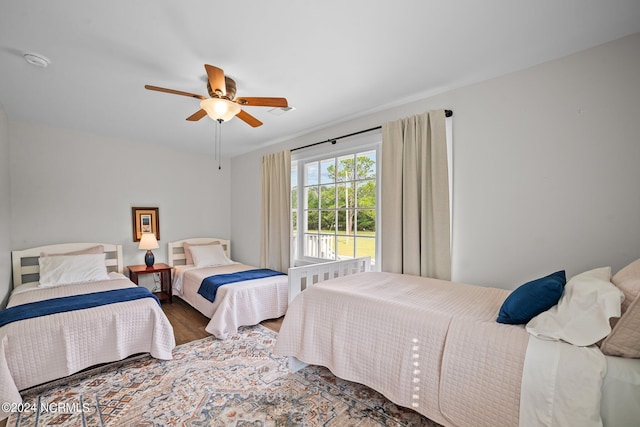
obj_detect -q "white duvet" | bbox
[172,263,288,339]
[0,274,175,420]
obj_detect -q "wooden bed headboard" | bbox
[11,243,124,288]
[167,237,231,267]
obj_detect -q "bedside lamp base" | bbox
[144,250,155,267]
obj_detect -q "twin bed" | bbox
[276,257,640,427]
[168,237,288,339]
[1,242,176,420]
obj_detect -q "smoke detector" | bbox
[23,52,51,68]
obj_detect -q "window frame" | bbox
[291,132,381,269]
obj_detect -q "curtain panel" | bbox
[381,110,451,279]
[260,150,291,272]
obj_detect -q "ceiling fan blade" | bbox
[236,110,263,127]
[186,109,207,121]
[144,85,206,100]
[235,97,288,108]
[205,64,226,96]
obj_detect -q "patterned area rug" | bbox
[6,325,441,426]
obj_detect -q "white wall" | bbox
[231,33,640,289]
[8,122,231,284]
[0,104,11,308]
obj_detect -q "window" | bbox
[291,134,380,268]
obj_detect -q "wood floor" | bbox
[162,297,283,345]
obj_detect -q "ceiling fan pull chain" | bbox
[216,118,222,170]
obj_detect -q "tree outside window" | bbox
[295,149,377,264]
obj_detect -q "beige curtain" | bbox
[381,110,451,279]
[260,150,291,272]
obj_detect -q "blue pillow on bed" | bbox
[496,270,566,325]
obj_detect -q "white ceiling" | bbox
[1,1,639,157]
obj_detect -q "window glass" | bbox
[304,162,318,186]
[292,141,379,268]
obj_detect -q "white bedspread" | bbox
[173,264,288,339]
[275,271,631,427]
[274,272,526,427]
[0,274,175,419]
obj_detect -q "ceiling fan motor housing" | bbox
[207,77,237,100]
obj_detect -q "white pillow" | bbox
[189,244,233,268]
[39,253,110,287]
[183,242,220,265]
[526,267,624,346]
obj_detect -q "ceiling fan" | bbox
[145,64,288,127]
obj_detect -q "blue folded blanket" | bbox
[198,268,286,303]
[0,286,160,328]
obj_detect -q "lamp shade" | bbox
[200,98,241,122]
[138,233,159,250]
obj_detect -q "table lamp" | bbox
[138,233,159,267]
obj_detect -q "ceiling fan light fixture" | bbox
[200,98,241,122]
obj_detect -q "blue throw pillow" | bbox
[496,270,566,324]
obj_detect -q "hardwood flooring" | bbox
[160,297,210,345]
[162,297,283,345]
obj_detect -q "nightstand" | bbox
[128,263,173,304]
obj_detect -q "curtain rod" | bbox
[291,109,452,152]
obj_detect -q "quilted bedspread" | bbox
[173,263,288,339]
[0,274,175,419]
[274,272,529,427]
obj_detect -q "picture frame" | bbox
[132,207,160,242]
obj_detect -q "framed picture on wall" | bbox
[132,207,160,242]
